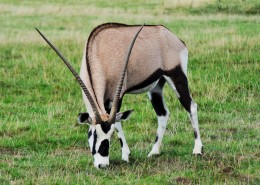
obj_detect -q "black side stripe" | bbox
[126,69,163,93]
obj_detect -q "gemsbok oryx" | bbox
[36,23,203,169]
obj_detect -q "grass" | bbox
[0,0,259,184]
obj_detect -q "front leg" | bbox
[115,122,130,162]
[147,78,170,157]
[148,113,169,157]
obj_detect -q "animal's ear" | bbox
[115,110,134,122]
[78,112,92,125]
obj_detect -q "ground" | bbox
[0,0,259,184]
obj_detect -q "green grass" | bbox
[0,0,259,184]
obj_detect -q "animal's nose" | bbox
[94,160,109,169]
[98,164,109,168]
[94,154,109,168]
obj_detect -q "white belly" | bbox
[127,80,159,94]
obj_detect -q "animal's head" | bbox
[78,110,133,168]
[36,24,144,168]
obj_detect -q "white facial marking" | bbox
[94,153,109,168]
[92,124,115,168]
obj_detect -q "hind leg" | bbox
[147,78,170,157]
[165,66,203,155]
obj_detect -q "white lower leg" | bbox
[190,102,203,154]
[115,122,130,162]
[148,113,169,157]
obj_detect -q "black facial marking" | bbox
[194,131,198,139]
[167,65,192,113]
[151,92,167,116]
[119,138,123,148]
[98,139,109,157]
[101,122,111,134]
[154,135,158,143]
[88,130,92,139]
[78,113,89,123]
[92,130,97,155]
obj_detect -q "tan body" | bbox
[37,23,203,168]
[80,23,187,116]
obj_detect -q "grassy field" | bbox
[0,0,259,184]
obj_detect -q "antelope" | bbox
[36,23,203,169]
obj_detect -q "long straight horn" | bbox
[108,24,144,123]
[35,28,102,123]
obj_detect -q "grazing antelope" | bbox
[36,23,203,169]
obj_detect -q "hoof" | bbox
[122,153,130,162]
[193,145,204,155]
[148,150,160,157]
[122,147,130,162]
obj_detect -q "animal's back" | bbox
[85,23,187,101]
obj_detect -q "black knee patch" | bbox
[98,139,109,157]
[119,138,123,148]
[151,92,167,116]
[194,131,198,139]
[154,135,158,143]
